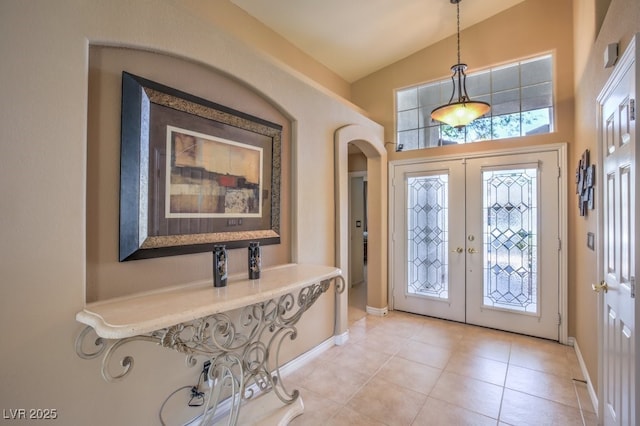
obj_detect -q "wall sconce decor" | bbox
[576,149,595,216]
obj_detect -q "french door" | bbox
[390,149,562,340]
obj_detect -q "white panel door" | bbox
[598,37,636,426]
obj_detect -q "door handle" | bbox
[592,281,609,293]
[467,247,478,254]
[451,247,464,254]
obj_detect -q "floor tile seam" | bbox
[447,351,511,368]
[349,337,403,357]
[432,368,506,414]
[571,378,596,414]
[426,392,502,421]
[509,363,576,380]
[406,392,430,426]
[325,404,391,426]
[456,352,511,365]
[343,368,428,426]
[441,354,508,387]
[571,379,591,426]
[406,336,460,350]
[379,353,446,398]
[495,383,507,424]
[437,368,506,387]
[296,358,374,406]
[509,350,572,363]
[289,386,344,424]
[505,361,574,380]
[440,369,508,388]
[501,386,584,411]
[339,351,397,409]
[392,350,450,370]
[502,379,582,408]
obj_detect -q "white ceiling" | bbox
[231,0,525,82]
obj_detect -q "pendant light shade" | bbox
[431,0,490,128]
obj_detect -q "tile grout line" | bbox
[571,378,588,426]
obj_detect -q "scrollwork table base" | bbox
[75,264,344,425]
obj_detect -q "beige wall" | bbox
[176,0,352,100]
[572,0,640,390]
[351,0,575,161]
[0,1,381,424]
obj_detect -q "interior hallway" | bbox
[285,281,598,425]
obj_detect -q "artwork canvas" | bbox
[166,126,263,218]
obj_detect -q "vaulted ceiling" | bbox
[231,0,525,82]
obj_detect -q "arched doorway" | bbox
[334,124,387,341]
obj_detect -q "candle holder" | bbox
[248,242,261,280]
[213,245,228,287]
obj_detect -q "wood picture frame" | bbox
[119,72,282,261]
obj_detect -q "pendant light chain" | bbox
[456,0,461,66]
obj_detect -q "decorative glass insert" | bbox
[482,167,538,313]
[396,54,554,150]
[407,174,449,298]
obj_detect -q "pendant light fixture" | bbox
[431,0,490,128]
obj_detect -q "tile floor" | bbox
[284,282,598,426]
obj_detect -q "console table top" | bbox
[76,263,341,339]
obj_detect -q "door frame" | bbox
[388,143,569,344]
[349,171,367,287]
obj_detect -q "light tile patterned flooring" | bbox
[285,282,598,426]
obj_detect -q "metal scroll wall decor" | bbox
[576,149,595,216]
[75,276,345,425]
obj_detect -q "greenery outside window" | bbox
[396,54,554,150]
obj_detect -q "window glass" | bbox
[397,88,418,111]
[395,54,554,150]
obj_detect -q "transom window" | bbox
[396,54,554,150]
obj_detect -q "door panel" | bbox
[392,160,466,322]
[599,42,636,426]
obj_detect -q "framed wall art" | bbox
[119,72,282,261]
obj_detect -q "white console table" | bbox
[75,263,344,425]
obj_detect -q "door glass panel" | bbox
[407,174,449,299]
[482,168,538,313]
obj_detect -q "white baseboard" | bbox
[279,336,337,376]
[334,330,349,346]
[366,305,388,316]
[568,336,599,413]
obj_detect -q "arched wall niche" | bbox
[334,124,388,338]
[86,45,293,302]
